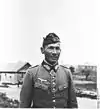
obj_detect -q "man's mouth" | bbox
[51,56,58,60]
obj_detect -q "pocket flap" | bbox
[58,83,68,91]
[34,82,48,90]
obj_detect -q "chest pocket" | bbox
[34,78,50,91]
[58,83,68,91]
[56,83,68,99]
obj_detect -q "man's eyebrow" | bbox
[48,46,60,49]
[48,46,54,48]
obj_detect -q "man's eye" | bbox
[56,47,60,50]
[47,46,60,51]
[49,46,54,49]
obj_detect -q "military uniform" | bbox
[20,61,78,108]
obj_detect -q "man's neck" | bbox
[44,59,58,66]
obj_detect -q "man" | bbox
[20,33,78,108]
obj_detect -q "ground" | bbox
[0,85,97,109]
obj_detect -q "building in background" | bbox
[0,61,31,84]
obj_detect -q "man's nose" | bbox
[52,48,57,54]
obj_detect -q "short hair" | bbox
[42,33,60,48]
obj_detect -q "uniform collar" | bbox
[42,60,59,72]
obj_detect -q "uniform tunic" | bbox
[20,62,78,108]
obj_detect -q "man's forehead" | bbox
[46,42,60,47]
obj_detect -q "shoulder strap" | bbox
[60,65,72,80]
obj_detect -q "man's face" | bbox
[41,42,61,64]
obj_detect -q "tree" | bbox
[81,66,92,80]
[69,66,75,74]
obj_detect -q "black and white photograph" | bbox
[0,0,100,108]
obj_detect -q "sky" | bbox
[0,0,100,66]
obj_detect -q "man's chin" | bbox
[45,58,58,65]
[50,59,58,64]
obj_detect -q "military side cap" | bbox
[42,33,60,47]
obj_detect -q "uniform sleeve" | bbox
[19,69,33,108]
[67,70,78,108]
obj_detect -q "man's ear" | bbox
[41,47,45,54]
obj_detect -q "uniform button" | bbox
[53,75,56,78]
[52,76,55,79]
[52,82,56,85]
[52,88,56,93]
[52,82,56,87]
[52,88,56,91]
[53,100,56,102]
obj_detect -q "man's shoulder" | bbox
[26,65,40,77]
[59,65,71,75]
[27,65,39,71]
[60,65,70,70]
